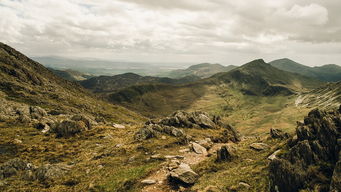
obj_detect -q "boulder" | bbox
[197,138,213,150]
[169,163,199,185]
[0,158,30,179]
[71,114,92,130]
[191,142,207,155]
[250,143,269,151]
[29,106,47,119]
[134,125,158,141]
[52,120,87,137]
[216,145,235,162]
[270,128,289,139]
[35,164,70,181]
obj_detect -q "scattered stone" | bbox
[202,185,221,192]
[13,139,22,144]
[250,143,269,151]
[113,123,125,129]
[164,155,184,160]
[150,154,166,161]
[141,179,157,185]
[268,150,281,161]
[238,182,251,189]
[169,163,199,185]
[197,138,213,150]
[161,136,167,140]
[191,142,207,155]
[216,145,236,162]
[270,128,289,139]
[179,148,190,153]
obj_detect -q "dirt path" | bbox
[141,143,230,192]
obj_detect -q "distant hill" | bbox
[212,59,322,96]
[48,68,93,81]
[80,73,200,93]
[269,58,341,82]
[164,63,237,79]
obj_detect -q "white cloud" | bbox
[0,0,340,66]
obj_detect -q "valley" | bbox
[0,42,340,192]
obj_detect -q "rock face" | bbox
[135,110,240,142]
[169,163,199,185]
[269,107,341,192]
[270,128,289,139]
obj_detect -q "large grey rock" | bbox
[169,163,199,184]
[191,142,207,155]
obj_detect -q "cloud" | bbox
[0,0,340,66]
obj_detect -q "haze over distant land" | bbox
[1,0,341,66]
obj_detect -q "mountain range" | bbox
[270,58,341,82]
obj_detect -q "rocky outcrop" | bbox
[270,128,289,139]
[0,158,70,182]
[269,106,341,192]
[146,111,217,129]
[135,111,240,142]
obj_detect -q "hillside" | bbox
[48,68,93,82]
[295,81,341,109]
[80,73,200,93]
[0,42,142,122]
[270,58,341,82]
[163,63,237,79]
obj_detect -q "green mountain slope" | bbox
[0,42,142,122]
[164,63,237,79]
[80,72,200,93]
[105,59,323,117]
[269,58,341,82]
[48,68,93,82]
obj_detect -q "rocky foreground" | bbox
[269,106,341,192]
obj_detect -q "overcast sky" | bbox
[0,0,340,66]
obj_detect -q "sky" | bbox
[0,0,340,66]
